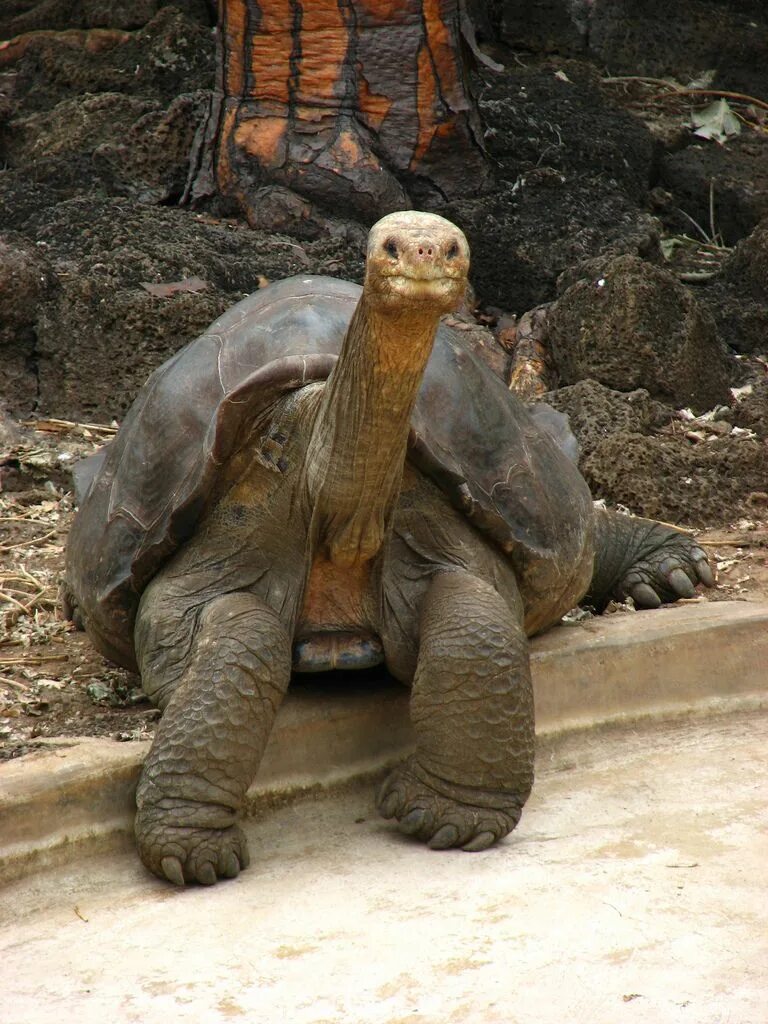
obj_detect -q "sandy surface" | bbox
[2,709,766,1024]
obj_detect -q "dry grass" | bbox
[0,419,154,757]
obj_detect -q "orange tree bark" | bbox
[190,0,490,225]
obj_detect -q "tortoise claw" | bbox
[399,808,429,836]
[428,824,460,850]
[377,789,401,819]
[630,583,661,608]
[695,556,715,588]
[138,819,251,886]
[161,856,185,886]
[221,851,241,878]
[462,831,497,852]
[667,567,695,598]
[377,756,523,853]
[196,862,217,886]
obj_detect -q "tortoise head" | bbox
[364,211,470,315]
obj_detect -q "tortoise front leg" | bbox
[378,570,534,851]
[134,591,291,885]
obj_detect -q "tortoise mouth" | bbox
[382,270,463,283]
[368,270,467,312]
[378,271,466,295]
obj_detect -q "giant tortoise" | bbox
[64,211,714,885]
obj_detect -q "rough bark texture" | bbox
[195,0,489,225]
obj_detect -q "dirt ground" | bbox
[1,418,767,759]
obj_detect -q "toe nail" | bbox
[631,583,661,608]
[428,825,459,850]
[696,558,715,587]
[221,852,240,879]
[399,808,427,835]
[378,791,400,819]
[669,567,695,597]
[161,856,185,886]
[463,831,497,852]
[197,862,217,886]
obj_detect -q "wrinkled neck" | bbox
[307,293,440,567]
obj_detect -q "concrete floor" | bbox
[2,710,766,1024]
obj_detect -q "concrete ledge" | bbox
[1,601,767,883]
[532,599,768,733]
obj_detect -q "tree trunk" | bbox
[189,0,490,227]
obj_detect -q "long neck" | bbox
[307,292,439,567]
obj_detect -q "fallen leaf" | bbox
[687,99,741,144]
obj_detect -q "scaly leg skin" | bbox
[587,507,715,610]
[134,592,291,885]
[378,570,534,852]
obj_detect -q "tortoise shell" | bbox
[65,276,593,670]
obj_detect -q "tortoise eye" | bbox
[384,239,398,258]
[446,241,459,259]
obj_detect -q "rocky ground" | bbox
[1,1,768,754]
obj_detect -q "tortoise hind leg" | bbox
[586,507,715,611]
[377,570,534,851]
[134,590,292,885]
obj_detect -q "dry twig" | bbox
[21,417,118,436]
[649,87,768,112]
[0,529,60,552]
[602,75,680,89]
[0,675,30,690]
[0,654,68,667]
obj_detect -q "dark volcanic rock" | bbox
[442,62,659,312]
[35,277,234,421]
[543,379,672,462]
[0,1,212,37]
[447,179,660,315]
[583,431,768,527]
[7,7,215,115]
[699,220,768,355]
[5,91,157,166]
[0,234,56,415]
[475,61,654,197]
[589,0,768,96]
[733,378,768,437]
[548,255,734,412]
[27,197,366,420]
[4,83,208,208]
[489,0,589,58]
[490,1,768,98]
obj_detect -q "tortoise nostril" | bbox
[418,246,434,257]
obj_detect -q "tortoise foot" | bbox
[136,813,250,886]
[617,534,714,608]
[376,755,523,852]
